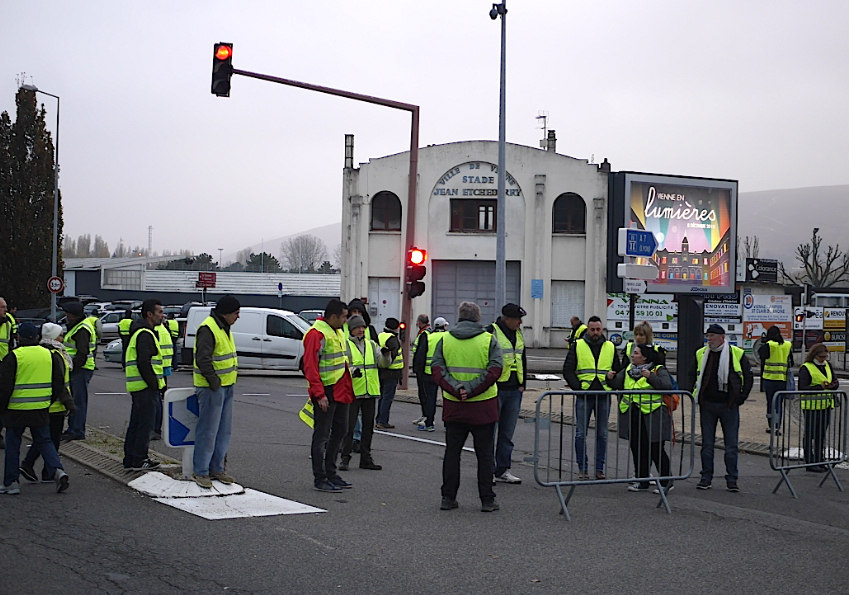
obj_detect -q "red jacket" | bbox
[303,324,354,404]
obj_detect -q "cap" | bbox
[502,303,526,319]
[17,322,38,339]
[433,316,449,329]
[706,324,726,335]
[41,322,63,341]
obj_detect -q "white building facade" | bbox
[341,139,611,348]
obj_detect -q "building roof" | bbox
[64,256,186,270]
[143,271,340,297]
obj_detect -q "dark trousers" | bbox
[763,379,785,430]
[22,413,65,469]
[123,387,158,468]
[421,377,439,427]
[376,377,398,425]
[628,407,671,487]
[341,398,376,461]
[442,421,497,503]
[803,408,832,465]
[699,400,739,482]
[66,369,93,438]
[310,387,350,484]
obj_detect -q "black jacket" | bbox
[412,329,430,376]
[127,319,161,392]
[69,321,92,372]
[378,331,402,381]
[563,336,622,391]
[684,346,754,406]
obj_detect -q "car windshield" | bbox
[290,315,312,332]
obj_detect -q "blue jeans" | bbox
[66,369,93,438]
[494,388,523,476]
[763,379,785,430]
[376,378,398,425]
[193,385,234,476]
[699,400,739,482]
[353,414,362,442]
[5,425,63,486]
[574,395,610,472]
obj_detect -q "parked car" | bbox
[103,339,123,363]
[298,309,323,324]
[99,310,141,343]
[182,306,310,371]
[106,300,143,311]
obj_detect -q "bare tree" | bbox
[332,243,343,269]
[779,228,849,287]
[92,235,110,257]
[280,234,328,273]
[737,235,759,259]
[235,246,253,266]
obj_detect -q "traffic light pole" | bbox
[230,68,420,389]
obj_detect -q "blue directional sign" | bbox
[166,390,199,447]
[618,228,658,258]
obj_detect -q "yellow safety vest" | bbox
[379,332,404,370]
[342,322,379,343]
[440,331,498,402]
[86,316,99,341]
[763,340,791,381]
[695,345,744,387]
[619,365,665,414]
[125,328,165,392]
[568,324,587,349]
[156,324,174,368]
[9,346,53,410]
[309,319,350,387]
[575,339,615,391]
[0,318,12,361]
[167,318,179,340]
[64,319,96,371]
[424,330,445,375]
[801,362,835,410]
[46,347,70,414]
[299,398,315,428]
[492,324,524,384]
[193,316,238,388]
[348,338,380,397]
[118,317,133,337]
[7,313,16,334]
[413,328,430,351]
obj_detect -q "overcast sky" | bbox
[3,1,848,260]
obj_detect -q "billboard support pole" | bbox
[628,293,636,333]
[678,295,704,390]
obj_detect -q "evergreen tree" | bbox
[0,88,62,307]
[245,252,282,273]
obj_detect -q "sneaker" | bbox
[375,422,395,430]
[417,424,429,431]
[210,471,235,484]
[412,416,426,425]
[653,484,675,494]
[726,481,739,492]
[55,470,69,493]
[697,479,712,490]
[132,459,160,471]
[426,426,435,432]
[18,464,38,483]
[338,457,350,471]
[577,471,590,481]
[359,460,383,470]
[0,482,20,495]
[314,480,342,492]
[329,476,353,489]
[440,498,458,510]
[61,434,84,443]
[628,483,650,492]
[494,470,522,484]
[481,500,500,512]
[595,470,606,480]
[150,432,162,441]
[192,474,213,489]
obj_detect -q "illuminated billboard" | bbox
[624,173,737,294]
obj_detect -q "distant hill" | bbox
[738,185,849,270]
[224,222,341,265]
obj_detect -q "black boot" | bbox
[339,456,351,471]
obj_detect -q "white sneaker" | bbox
[653,485,674,494]
[412,416,425,425]
[495,471,522,484]
[0,482,21,495]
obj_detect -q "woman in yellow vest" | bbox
[375,318,403,429]
[622,321,667,367]
[609,344,673,492]
[758,325,793,435]
[798,343,838,472]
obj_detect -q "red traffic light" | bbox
[409,248,427,265]
[215,44,233,60]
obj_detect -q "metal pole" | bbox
[51,96,59,320]
[495,1,508,309]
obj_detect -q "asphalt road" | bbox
[2,356,849,594]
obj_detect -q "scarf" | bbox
[695,340,730,400]
[628,363,653,379]
[40,338,74,372]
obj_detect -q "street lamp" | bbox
[218,248,223,269]
[20,84,60,321]
[490,2,508,308]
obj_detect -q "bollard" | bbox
[163,387,199,480]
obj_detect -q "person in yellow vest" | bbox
[151,316,175,441]
[758,325,793,435]
[431,301,503,512]
[609,344,674,492]
[166,314,180,371]
[19,323,73,483]
[119,309,134,365]
[562,316,622,480]
[342,299,378,453]
[567,316,588,351]
[0,323,74,494]
[0,297,13,449]
[85,310,101,368]
[192,295,241,488]
[414,317,448,432]
[122,299,165,472]
[487,303,527,484]
[375,318,403,429]
[339,315,392,471]
[685,324,753,492]
[411,314,432,427]
[61,302,96,442]
[798,343,838,473]
[621,321,667,367]
[302,299,355,492]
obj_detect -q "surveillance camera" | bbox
[490,7,499,19]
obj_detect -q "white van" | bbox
[182,307,312,372]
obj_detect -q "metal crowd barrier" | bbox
[528,390,696,520]
[769,390,847,498]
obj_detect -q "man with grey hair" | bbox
[431,301,503,512]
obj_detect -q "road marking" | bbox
[375,430,474,453]
[242,393,270,396]
[95,392,128,395]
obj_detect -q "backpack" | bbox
[663,373,681,413]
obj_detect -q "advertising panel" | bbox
[744,258,779,283]
[704,291,742,318]
[742,292,793,350]
[607,294,676,322]
[624,174,737,294]
[823,309,846,352]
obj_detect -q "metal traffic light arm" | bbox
[229,67,420,389]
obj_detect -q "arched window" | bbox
[552,193,586,234]
[370,191,402,231]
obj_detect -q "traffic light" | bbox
[405,247,427,298]
[399,321,407,343]
[796,312,805,324]
[211,42,234,97]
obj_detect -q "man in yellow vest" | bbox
[339,315,392,471]
[119,309,134,365]
[151,316,175,441]
[487,303,527,484]
[411,314,432,427]
[567,316,588,351]
[85,309,101,367]
[375,318,403,429]
[122,299,165,472]
[685,324,753,492]
[413,317,448,432]
[431,301,503,512]
[61,302,96,442]
[0,322,74,494]
[192,295,241,488]
[758,325,793,435]
[0,297,13,449]
[562,316,621,480]
[302,299,355,492]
